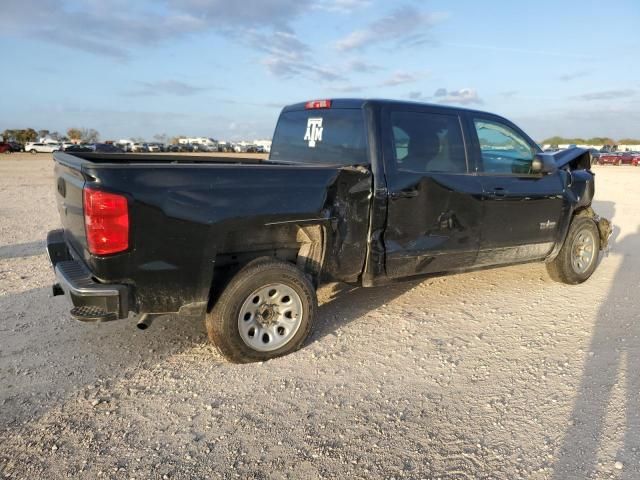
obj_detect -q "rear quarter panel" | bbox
[80,163,372,315]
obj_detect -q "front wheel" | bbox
[546,216,600,284]
[30,149,37,154]
[206,259,317,363]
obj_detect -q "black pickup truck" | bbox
[48,99,611,362]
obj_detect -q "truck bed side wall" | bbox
[78,163,372,316]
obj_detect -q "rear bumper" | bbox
[47,229,130,322]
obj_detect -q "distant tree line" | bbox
[542,136,640,145]
[2,128,100,144]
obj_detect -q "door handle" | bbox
[389,190,419,199]
[490,187,508,197]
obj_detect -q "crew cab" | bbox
[47,99,611,363]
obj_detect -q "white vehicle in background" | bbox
[179,137,217,149]
[147,143,161,152]
[25,142,61,154]
[132,143,148,153]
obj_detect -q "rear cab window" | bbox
[269,109,368,166]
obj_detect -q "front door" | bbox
[468,114,566,266]
[382,106,484,279]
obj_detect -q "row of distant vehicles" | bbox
[542,145,640,166]
[596,151,640,166]
[123,142,266,153]
[0,141,267,155]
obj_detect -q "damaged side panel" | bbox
[81,163,372,316]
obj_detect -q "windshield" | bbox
[269,109,368,165]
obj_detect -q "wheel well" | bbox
[207,224,325,311]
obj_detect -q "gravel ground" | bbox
[0,154,638,479]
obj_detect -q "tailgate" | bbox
[54,159,87,255]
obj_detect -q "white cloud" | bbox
[123,80,211,97]
[436,88,482,105]
[571,89,636,101]
[380,71,420,87]
[314,0,371,13]
[335,5,447,51]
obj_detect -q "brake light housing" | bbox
[83,187,129,255]
[305,99,332,109]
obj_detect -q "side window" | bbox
[473,119,535,175]
[390,111,467,173]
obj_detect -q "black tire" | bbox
[30,149,37,154]
[546,216,600,284]
[206,259,317,363]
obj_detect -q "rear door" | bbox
[381,105,484,279]
[466,114,565,265]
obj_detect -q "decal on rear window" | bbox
[303,118,323,148]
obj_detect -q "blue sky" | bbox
[1,0,639,142]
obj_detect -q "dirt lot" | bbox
[0,153,638,479]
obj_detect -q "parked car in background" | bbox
[588,148,600,164]
[192,143,210,152]
[93,143,124,153]
[146,143,161,152]
[217,143,234,153]
[64,144,93,153]
[629,152,640,166]
[25,142,61,154]
[132,143,149,153]
[600,145,617,153]
[64,143,124,153]
[0,142,12,154]
[5,141,25,152]
[598,152,628,165]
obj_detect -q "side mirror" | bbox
[532,154,557,174]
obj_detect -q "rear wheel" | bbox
[206,259,317,363]
[546,216,600,284]
[30,149,37,154]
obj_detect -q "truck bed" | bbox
[51,150,373,317]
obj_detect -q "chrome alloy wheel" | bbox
[571,228,596,274]
[237,283,303,352]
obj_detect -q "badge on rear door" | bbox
[304,118,323,148]
[540,220,557,230]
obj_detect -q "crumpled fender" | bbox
[575,207,613,251]
[547,147,592,170]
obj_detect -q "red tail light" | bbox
[83,187,129,255]
[305,99,332,109]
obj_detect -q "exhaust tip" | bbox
[136,314,153,330]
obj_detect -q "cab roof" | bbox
[281,98,488,115]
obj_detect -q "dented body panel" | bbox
[48,100,607,321]
[53,153,371,317]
